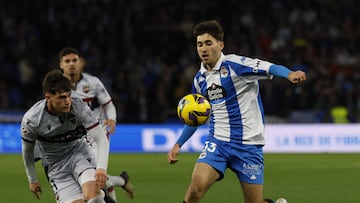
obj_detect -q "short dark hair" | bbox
[193,20,224,41]
[58,47,80,60]
[42,69,72,95]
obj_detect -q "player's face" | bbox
[60,53,82,78]
[196,33,224,70]
[46,91,72,114]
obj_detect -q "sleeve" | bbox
[86,125,110,170]
[230,55,274,82]
[22,140,37,183]
[102,101,117,121]
[269,64,291,78]
[21,117,38,183]
[94,77,112,105]
[176,124,198,147]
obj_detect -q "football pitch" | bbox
[2,153,359,203]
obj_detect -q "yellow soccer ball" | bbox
[177,93,211,126]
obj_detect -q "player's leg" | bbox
[182,138,227,203]
[47,163,84,203]
[103,180,117,202]
[183,162,219,203]
[241,183,287,203]
[107,171,135,199]
[240,182,264,203]
[79,168,105,203]
[230,143,266,203]
[75,142,105,202]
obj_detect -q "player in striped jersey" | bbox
[167,20,305,203]
[22,69,109,203]
[58,47,135,202]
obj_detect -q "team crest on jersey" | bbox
[198,75,205,83]
[220,66,229,77]
[82,85,90,93]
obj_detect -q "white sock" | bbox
[87,195,105,203]
[107,175,125,187]
[106,180,117,201]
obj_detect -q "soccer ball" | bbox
[276,198,288,203]
[177,93,211,126]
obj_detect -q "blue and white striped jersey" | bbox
[192,53,274,145]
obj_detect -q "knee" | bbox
[83,189,101,201]
[187,184,205,200]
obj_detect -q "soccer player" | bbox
[167,20,305,203]
[22,69,109,203]
[58,47,135,202]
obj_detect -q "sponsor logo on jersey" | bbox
[243,163,262,170]
[206,83,226,102]
[242,163,262,180]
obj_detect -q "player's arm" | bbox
[86,123,110,188]
[21,118,42,199]
[269,64,306,83]
[22,136,42,199]
[167,124,198,164]
[102,101,117,134]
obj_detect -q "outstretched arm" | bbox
[167,125,198,164]
[269,64,306,84]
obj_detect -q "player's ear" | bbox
[44,92,51,100]
[219,41,224,50]
[59,59,64,72]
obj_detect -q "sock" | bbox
[107,175,125,187]
[88,195,105,203]
[106,185,117,202]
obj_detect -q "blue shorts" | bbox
[196,137,264,184]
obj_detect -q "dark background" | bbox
[1,0,359,123]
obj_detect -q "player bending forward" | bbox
[22,69,109,203]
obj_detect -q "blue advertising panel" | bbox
[2,123,360,153]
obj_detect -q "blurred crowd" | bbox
[0,0,359,123]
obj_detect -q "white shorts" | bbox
[47,142,97,203]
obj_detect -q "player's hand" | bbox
[167,144,180,164]
[95,168,107,188]
[288,70,306,84]
[29,182,42,199]
[104,119,116,134]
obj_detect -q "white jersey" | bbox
[21,97,99,166]
[192,53,274,145]
[71,73,112,123]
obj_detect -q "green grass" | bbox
[2,153,360,203]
